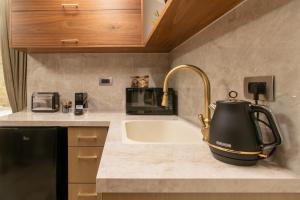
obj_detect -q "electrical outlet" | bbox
[99,77,113,86]
[244,76,274,101]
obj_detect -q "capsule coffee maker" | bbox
[74,93,88,115]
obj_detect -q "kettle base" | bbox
[212,152,258,166]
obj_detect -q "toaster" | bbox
[31,92,60,112]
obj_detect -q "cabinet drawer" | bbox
[12,0,141,11]
[69,184,101,200]
[68,147,103,183]
[11,10,142,48]
[68,127,107,147]
[63,0,141,10]
[11,0,62,11]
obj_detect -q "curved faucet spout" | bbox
[161,65,211,141]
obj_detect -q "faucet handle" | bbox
[198,114,210,141]
[209,103,216,111]
[198,114,206,129]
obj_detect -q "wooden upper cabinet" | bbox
[11,10,142,47]
[10,0,143,49]
[11,0,141,11]
[10,0,244,52]
[145,0,243,52]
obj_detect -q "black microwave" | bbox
[31,92,60,112]
[126,88,177,115]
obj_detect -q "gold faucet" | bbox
[161,65,211,141]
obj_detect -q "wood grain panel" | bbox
[68,127,108,147]
[20,46,150,53]
[11,0,62,11]
[11,10,142,47]
[145,0,243,51]
[68,147,103,184]
[102,193,300,200]
[69,184,101,200]
[11,0,141,11]
[63,0,141,10]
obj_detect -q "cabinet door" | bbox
[11,10,142,48]
[11,0,141,11]
[68,127,108,147]
[68,147,103,183]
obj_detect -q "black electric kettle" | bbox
[209,91,282,166]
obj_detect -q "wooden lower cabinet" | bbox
[68,127,107,200]
[101,193,300,200]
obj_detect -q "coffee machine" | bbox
[74,93,88,115]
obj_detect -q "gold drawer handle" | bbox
[77,192,98,197]
[62,3,79,8]
[77,136,98,140]
[77,155,98,160]
[61,39,79,44]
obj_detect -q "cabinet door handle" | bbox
[77,155,98,160]
[61,39,79,44]
[62,3,79,8]
[77,136,98,140]
[77,192,98,197]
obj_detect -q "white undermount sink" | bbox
[122,119,202,144]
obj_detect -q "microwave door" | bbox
[32,94,53,111]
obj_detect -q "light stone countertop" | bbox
[0,112,299,193]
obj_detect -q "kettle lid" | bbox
[217,91,250,105]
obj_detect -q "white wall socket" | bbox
[99,77,113,86]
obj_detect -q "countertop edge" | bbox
[96,178,300,193]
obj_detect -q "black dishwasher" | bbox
[0,127,67,200]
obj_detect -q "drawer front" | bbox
[11,10,142,47]
[12,0,141,11]
[69,184,101,200]
[11,0,62,11]
[68,127,107,147]
[68,147,103,183]
[62,0,141,10]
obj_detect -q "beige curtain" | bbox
[0,0,27,113]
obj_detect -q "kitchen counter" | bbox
[0,112,299,193]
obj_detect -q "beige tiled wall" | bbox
[169,0,300,173]
[27,53,169,112]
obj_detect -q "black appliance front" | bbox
[75,92,88,115]
[31,92,60,113]
[0,127,68,200]
[126,88,177,115]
